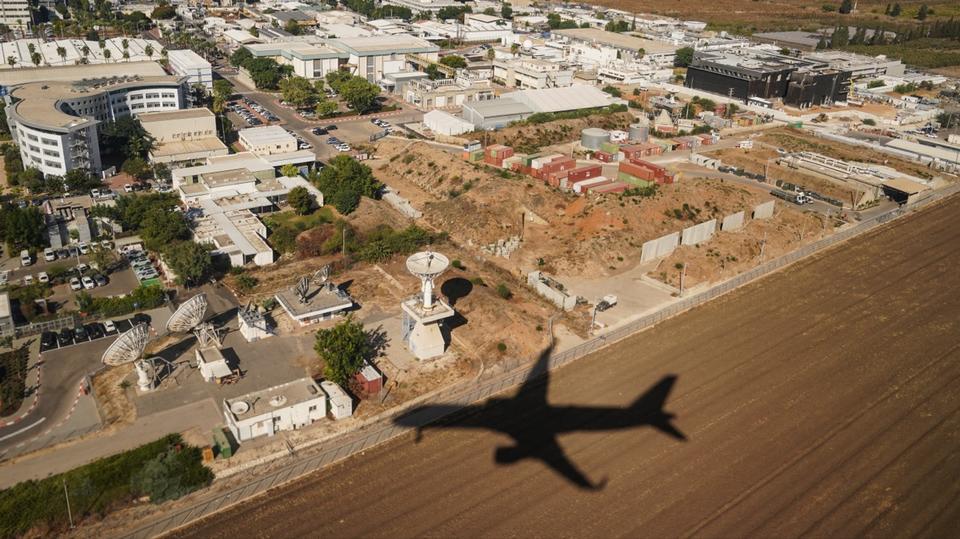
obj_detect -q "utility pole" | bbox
[63,478,74,529]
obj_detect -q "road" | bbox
[172,193,960,537]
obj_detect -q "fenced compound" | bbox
[122,186,960,539]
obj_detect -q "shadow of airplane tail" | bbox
[632,374,687,442]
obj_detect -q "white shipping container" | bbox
[572,176,609,194]
[531,153,563,169]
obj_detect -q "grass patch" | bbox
[0,434,212,537]
[841,39,960,69]
[0,347,29,417]
[263,208,336,255]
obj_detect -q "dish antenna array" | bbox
[166,292,220,347]
[295,264,332,303]
[101,323,150,367]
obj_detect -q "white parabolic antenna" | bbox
[406,251,449,310]
[165,293,208,333]
[102,323,150,366]
[230,401,250,415]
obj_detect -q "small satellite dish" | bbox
[295,276,310,304]
[230,401,250,415]
[166,293,208,333]
[269,395,288,407]
[102,323,150,366]
[522,39,533,51]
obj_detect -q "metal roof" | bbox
[463,98,533,118]
[510,85,615,114]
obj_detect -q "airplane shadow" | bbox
[393,345,687,491]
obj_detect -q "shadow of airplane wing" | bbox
[514,343,554,406]
[495,436,606,491]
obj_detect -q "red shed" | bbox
[355,363,383,395]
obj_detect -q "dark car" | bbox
[312,127,327,135]
[85,323,105,340]
[40,331,58,351]
[73,325,89,342]
[132,313,151,327]
[57,328,74,347]
[94,274,108,287]
[325,125,337,131]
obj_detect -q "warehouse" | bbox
[510,85,616,113]
[424,110,475,136]
[461,99,533,130]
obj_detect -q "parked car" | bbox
[69,277,82,290]
[103,320,117,334]
[67,246,79,257]
[23,274,33,285]
[81,276,95,289]
[38,272,49,284]
[124,184,134,193]
[57,328,74,346]
[94,274,108,287]
[132,313,151,326]
[325,125,337,131]
[86,323,104,340]
[20,249,31,266]
[78,242,89,254]
[73,325,89,342]
[44,247,56,262]
[76,263,90,273]
[56,248,69,259]
[312,127,327,135]
[40,331,57,351]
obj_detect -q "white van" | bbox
[20,250,31,267]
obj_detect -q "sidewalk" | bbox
[0,338,43,429]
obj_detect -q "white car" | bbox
[38,272,49,284]
[337,144,351,152]
[124,184,134,193]
[82,276,95,289]
[69,277,82,291]
[23,274,34,285]
[103,320,117,334]
[76,263,90,273]
[44,248,56,262]
[91,188,101,198]
[78,242,89,254]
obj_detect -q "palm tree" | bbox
[27,43,35,55]
[31,52,41,67]
[103,48,111,62]
[144,44,153,60]
[7,55,17,69]
[56,46,67,64]
[122,50,129,60]
[121,38,128,51]
[81,44,90,60]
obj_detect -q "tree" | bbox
[839,0,853,14]
[287,186,314,215]
[150,3,177,19]
[30,52,41,67]
[122,157,151,180]
[916,4,928,20]
[89,244,117,271]
[486,48,495,60]
[162,241,213,286]
[131,445,213,504]
[314,316,370,387]
[140,208,190,251]
[890,3,901,16]
[816,36,828,49]
[673,47,694,67]
[213,79,234,102]
[339,76,380,114]
[6,55,15,69]
[144,44,154,60]
[438,55,466,68]
[830,26,850,48]
[103,48,111,62]
[279,76,318,108]
[314,99,338,117]
[284,19,302,35]
[309,155,381,215]
[501,3,513,18]
[63,168,101,192]
[56,46,66,63]
[1,206,46,252]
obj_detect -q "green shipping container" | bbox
[600,142,620,154]
[617,172,654,187]
[788,121,803,128]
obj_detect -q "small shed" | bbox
[355,363,384,395]
[321,381,354,420]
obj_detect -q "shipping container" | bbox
[594,150,614,162]
[619,161,655,181]
[617,171,655,187]
[355,363,383,395]
[567,164,602,182]
[572,176,611,194]
[589,181,629,194]
[531,153,564,169]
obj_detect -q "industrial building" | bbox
[166,49,213,91]
[553,28,678,68]
[424,110,475,136]
[685,50,851,108]
[275,280,355,326]
[224,378,329,442]
[492,58,574,89]
[461,99,533,130]
[139,109,228,164]
[460,85,616,130]
[193,209,275,267]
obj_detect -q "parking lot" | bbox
[228,96,280,128]
[38,312,152,352]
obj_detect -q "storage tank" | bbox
[581,128,610,150]
[629,122,649,142]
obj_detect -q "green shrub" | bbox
[76,285,166,317]
[496,283,512,300]
[235,274,258,292]
[451,259,463,269]
[496,342,507,353]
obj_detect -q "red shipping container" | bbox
[594,150,613,162]
[619,161,655,181]
[484,155,504,167]
[590,181,628,194]
[567,164,602,182]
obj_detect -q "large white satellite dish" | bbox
[101,323,150,366]
[165,293,208,333]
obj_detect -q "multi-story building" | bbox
[0,0,31,28]
[139,109,228,164]
[380,0,462,13]
[492,58,573,89]
[403,76,496,109]
[685,50,851,108]
[3,73,189,177]
[166,49,213,91]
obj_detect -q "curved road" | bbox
[174,194,960,538]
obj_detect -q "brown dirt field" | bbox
[372,140,821,283]
[467,111,636,152]
[708,146,858,204]
[759,127,939,180]
[169,192,960,539]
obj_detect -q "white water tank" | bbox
[629,123,649,142]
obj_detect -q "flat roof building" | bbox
[238,126,298,155]
[461,99,534,130]
[139,109,228,164]
[194,209,275,267]
[167,49,213,91]
[224,377,328,442]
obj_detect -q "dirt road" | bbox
[173,195,960,538]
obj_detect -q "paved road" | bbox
[173,193,960,537]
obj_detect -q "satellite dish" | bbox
[102,323,150,366]
[406,251,450,280]
[295,276,310,304]
[522,39,532,51]
[166,294,208,333]
[269,395,288,407]
[230,401,250,414]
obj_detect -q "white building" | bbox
[194,209,275,267]
[330,35,439,82]
[139,109,228,164]
[167,49,213,91]
[492,58,573,89]
[238,125,298,155]
[0,0,30,28]
[0,38,164,69]
[424,109,475,136]
[224,378,328,442]
[3,67,188,177]
[380,0,462,13]
[321,380,353,420]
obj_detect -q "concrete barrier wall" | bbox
[753,200,775,220]
[681,219,717,246]
[721,211,745,231]
[641,231,680,262]
[527,271,577,311]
